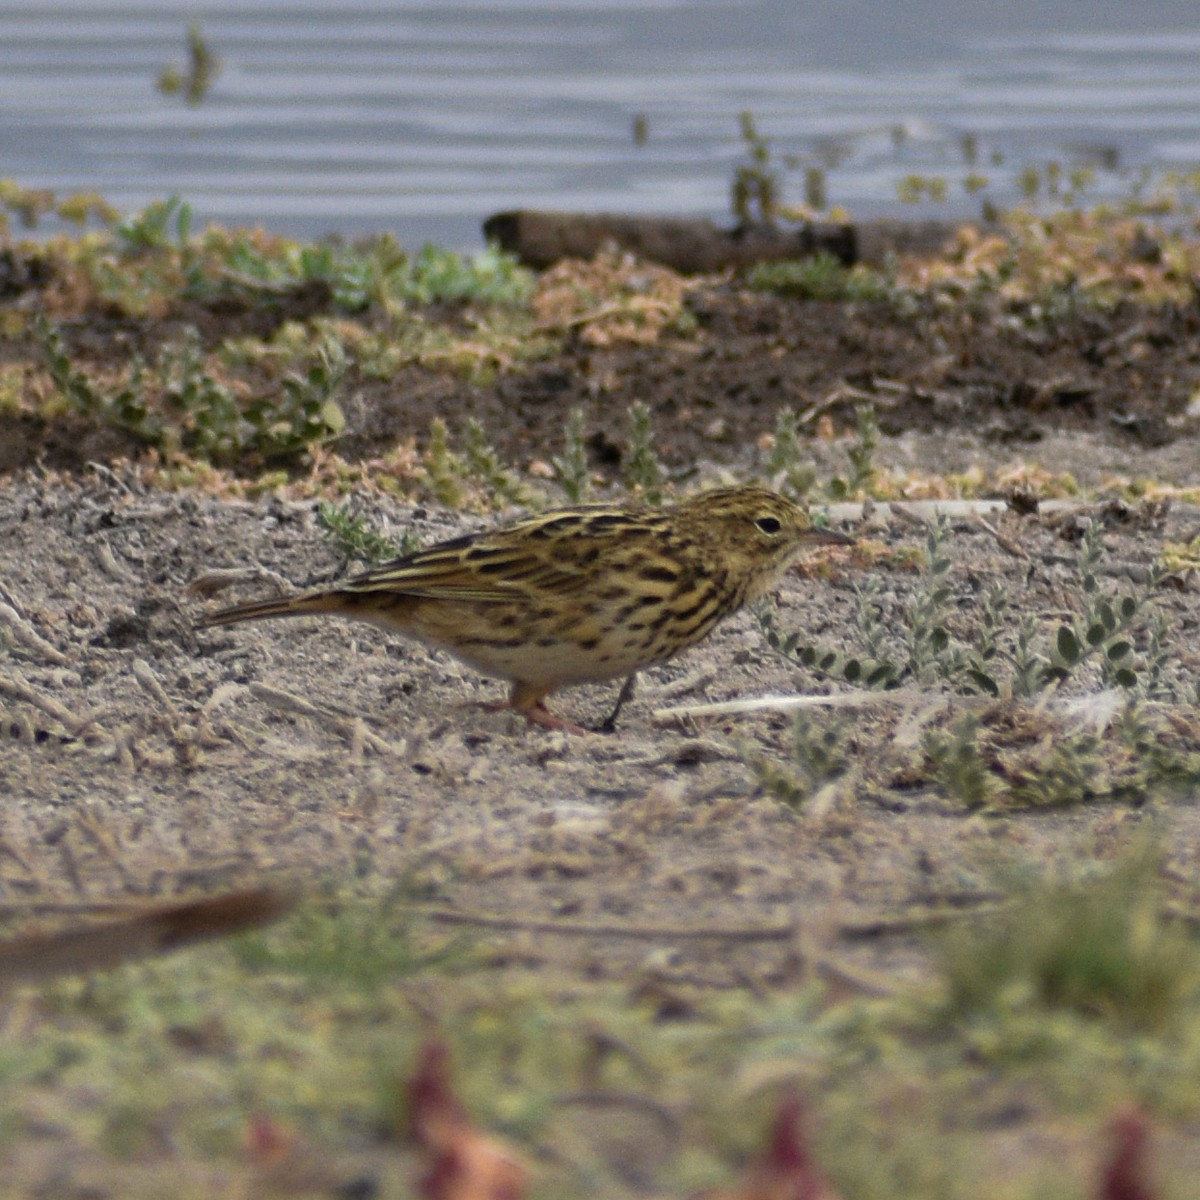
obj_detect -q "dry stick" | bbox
[838,901,1007,939]
[0,888,295,986]
[652,686,936,724]
[418,906,796,941]
[188,565,293,599]
[530,296,677,335]
[421,897,1006,944]
[93,537,136,583]
[132,657,179,718]
[0,602,72,666]
[249,682,407,756]
[972,512,1030,559]
[0,669,93,733]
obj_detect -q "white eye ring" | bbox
[755,516,782,535]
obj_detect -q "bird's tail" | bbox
[198,591,353,628]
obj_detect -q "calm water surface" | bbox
[2,1,1199,247]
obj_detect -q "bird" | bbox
[197,485,853,734]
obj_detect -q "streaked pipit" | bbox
[198,485,851,732]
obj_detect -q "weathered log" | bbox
[482,209,978,273]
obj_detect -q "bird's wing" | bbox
[338,522,621,604]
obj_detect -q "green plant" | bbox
[760,514,1166,701]
[317,501,416,566]
[416,416,542,510]
[551,407,591,503]
[114,194,192,256]
[0,180,56,229]
[730,111,780,225]
[243,335,347,461]
[932,850,1200,1034]
[463,418,542,509]
[157,22,220,105]
[763,408,817,500]
[234,886,470,991]
[826,404,879,501]
[399,242,533,307]
[896,174,949,204]
[35,316,156,443]
[923,713,997,810]
[748,255,892,303]
[744,712,854,809]
[158,327,244,461]
[1115,701,1200,792]
[1040,521,1161,693]
[623,400,665,502]
[37,317,346,465]
[420,417,467,508]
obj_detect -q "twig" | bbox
[973,512,1029,559]
[530,297,676,335]
[94,537,136,583]
[838,901,1006,939]
[652,687,932,724]
[188,566,293,599]
[0,670,93,734]
[0,602,71,665]
[249,682,407,756]
[887,502,933,531]
[132,657,179,719]
[0,888,295,986]
[418,907,796,941]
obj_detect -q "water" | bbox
[1,0,1198,248]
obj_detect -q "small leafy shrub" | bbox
[743,712,854,809]
[932,850,1200,1034]
[36,317,346,465]
[623,400,665,502]
[758,516,1163,699]
[317,500,418,566]
[748,254,893,303]
[550,407,592,503]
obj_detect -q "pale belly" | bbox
[357,595,717,688]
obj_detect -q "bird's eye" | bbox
[755,515,782,535]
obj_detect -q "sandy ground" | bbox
[2,467,1198,997]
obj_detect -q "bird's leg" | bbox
[597,673,637,734]
[473,681,592,735]
[520,700,591,736]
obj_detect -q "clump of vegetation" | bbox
[762,407,818,500]
[760,515,1162,699]
[764,403,880,503]
[825,404,880,501]
[731,111,782,225]
[7,188,532,320]
[748,253,894,303]
[411,397,672,513]
[36,316,156,444]
[623,400,666,503]
[932,850,1200,1035]
[416,416,543,511]
[316,499,418,565]
[550,406,592,503]
[36,316,345,465]
[419,416,470,509]
[752,512,1200,812]
[462,417,544,509]
[741,710,855,809]
[157,22,220,106]
[234,882,470,989]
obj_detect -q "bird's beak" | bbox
[803,526,855,547]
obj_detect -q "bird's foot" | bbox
[473,699,592,736]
